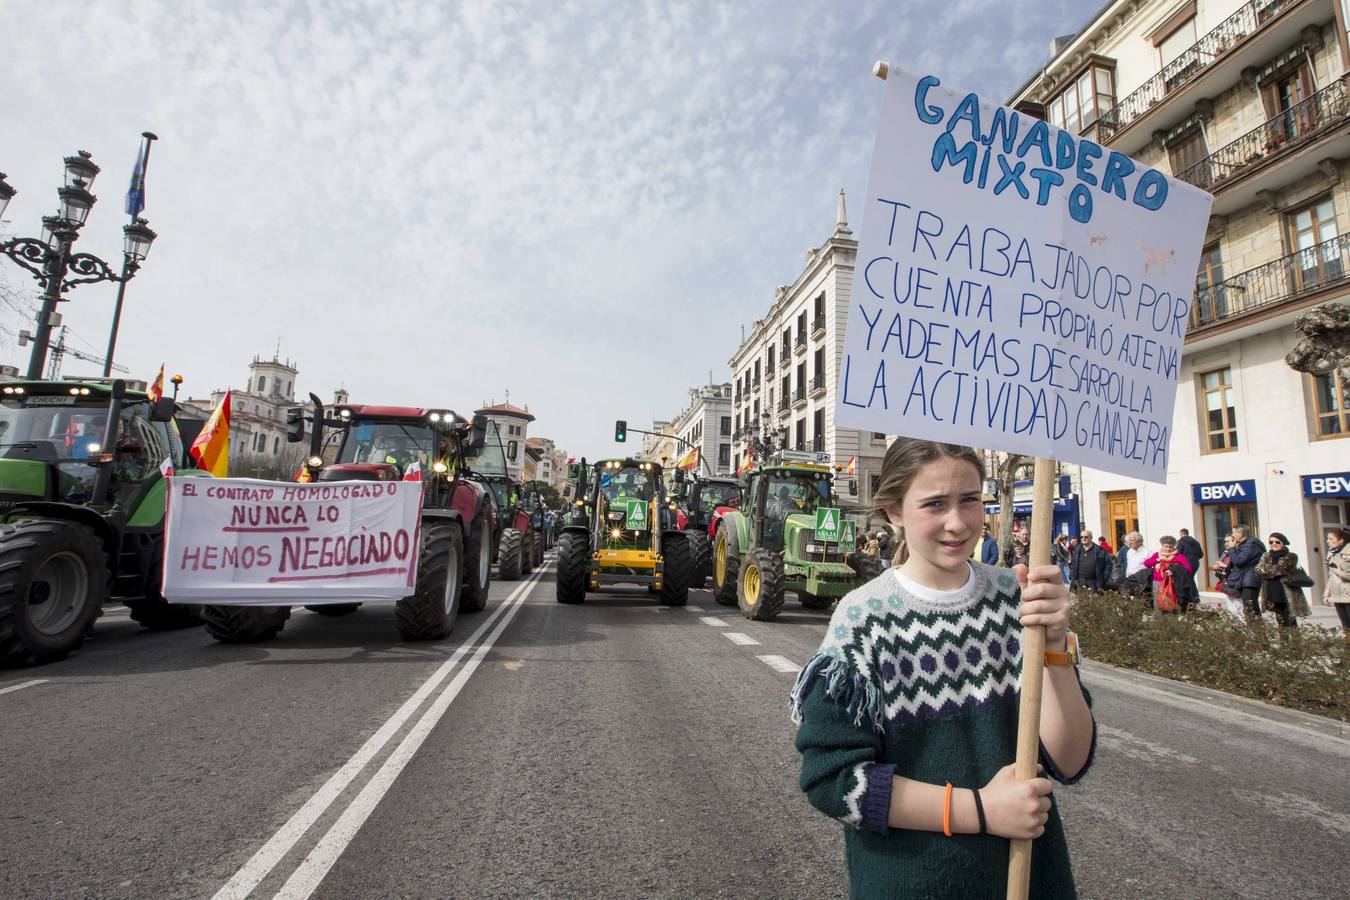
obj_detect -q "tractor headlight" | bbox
[339,409,351,419]
[431,461,448,474]
[307,455,324,468]
[86,443,101,454]
[609,528,623,540]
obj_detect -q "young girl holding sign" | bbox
[792,439,1095,898]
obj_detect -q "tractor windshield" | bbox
[765,474,829,519]
[700,482,740,509]
[0,399,111,461]
[463,420,509,478]
[338,420,434,471]
[597,466,655,503]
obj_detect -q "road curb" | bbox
[1082,659,1348,741]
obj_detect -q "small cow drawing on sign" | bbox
[1142,245,1176,273]
[1088,232,1108,247]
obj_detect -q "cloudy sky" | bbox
[3,0,1087,460]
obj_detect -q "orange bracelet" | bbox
[943,782,953,837]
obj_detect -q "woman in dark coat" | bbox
[1253,532,1310,631]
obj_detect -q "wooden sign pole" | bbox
[869,60,1050,900]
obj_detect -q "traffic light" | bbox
[614,419,627,442]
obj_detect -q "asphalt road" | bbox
[2,557,1346,899]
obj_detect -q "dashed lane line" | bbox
[723,632,760,646]
[756,654,801,674]
[212,565,550,900]
[684,604,706,612]
[0,679,48,696]
[699,616,729,627]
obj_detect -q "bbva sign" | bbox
[1192,479,1257,504]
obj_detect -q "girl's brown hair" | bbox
[869,439,985,566]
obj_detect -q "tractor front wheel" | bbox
[659,532,691,607]
[460,521,493,614]
[202,605,292,642]
[396,523,462,641]
[0,520,107,666]
[738,548,785,621]
[686,531,710,589]
[711,527,740,607]
[126,546,201,630]
[555,533,588,604]
[498,528,524,581]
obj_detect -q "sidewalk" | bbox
[1196,590,1342,628]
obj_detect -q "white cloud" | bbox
[3,0,1086,457]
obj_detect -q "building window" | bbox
[795,419,805,450]
[1310,370,1350,438]
[767,346,775,371]
[1166,127,1208,178]
[273,436,280,455]
[1199,367,1238,451]
[719,444,731,468]
[286,380,292,396]
[1194,242,1226,323]
[812,408,825,450]
[508,440,518,461]
[872,432,887,441]
[869,473,881,496]
[1156,15,1196,67]
[1047,61,1114,136]
[1286,196,1341,290]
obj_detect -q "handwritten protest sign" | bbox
[163,478,424,604]
[836,68,1213,482]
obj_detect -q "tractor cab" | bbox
[686,475,741,531]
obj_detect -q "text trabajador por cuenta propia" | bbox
[841,200,1186,467]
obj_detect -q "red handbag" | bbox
[1156,568,1179,613]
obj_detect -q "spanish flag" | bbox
[147,364,165,403]
[845,455,857,476]
[190,391,230,477]
[736,448,754,475]
[676,446,699,470]
[295,465,312,483]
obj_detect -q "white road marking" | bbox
[684,604,705,612]
[757,654,800,674]
[1097,724,1200,767]
[212,566,549,900]
[699,616,729,627]
[274,567,541,899]
[0,679,48,696]
[724,632,760,646]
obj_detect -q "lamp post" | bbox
[0,151,157,380]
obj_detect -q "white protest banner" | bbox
[162,477,424,604]
[836,67,1213,482]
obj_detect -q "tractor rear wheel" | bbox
[711,527,740,607]
[658,532,691,607]
[799,592,833,610]
[202,605,292,642]
[686,531,710,589]
[498,528,523,581]
[521,532,535,575]
[555,533,588,604]
[396,523,462,641]
[0,520,107,666]
[305,604,361,616]
[532,531,545,568]
[460,521,493,613]
[738,548,785,621]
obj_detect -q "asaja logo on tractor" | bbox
[624,498,646,530]
[814,507,842,542]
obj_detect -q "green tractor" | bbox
[555,458,692,606]
[0,378,206,665]
[711,451,882,620]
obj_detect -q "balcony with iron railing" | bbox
[809,373,826,397]
[781,341,791,359]
[811,314,826,337]
[793,386,807,408]
[811,436,825,452]
[1191,232,1350,333]
[752,375,761,389]
[794,332,807,354]
[1097,0,1312,153]
[1176,78,1350,199]
[778,397,790,413]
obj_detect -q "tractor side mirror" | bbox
[150,396,176,423]
[286,407,306,442]
[468,414,488,451]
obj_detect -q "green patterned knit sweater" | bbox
[791,563,1094,900]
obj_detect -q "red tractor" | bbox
[473,475,541,581]
[197,397,497,643]
[669,471,742,588]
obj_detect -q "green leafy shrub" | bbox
[1070,590,1349,722]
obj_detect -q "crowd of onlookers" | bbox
[968,520,1350,635]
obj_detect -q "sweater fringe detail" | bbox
[790,651,886,733]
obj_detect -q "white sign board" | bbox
[163,478,424,604]
[836,68,1213,483]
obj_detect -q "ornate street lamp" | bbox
[0,149,153,380]
[103,217,158,374]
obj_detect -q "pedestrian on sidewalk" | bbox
[1097,535,1113,555]
[1226,525,1265,620]
[1115,532,1151,599]
[792,438,1093,899]
[1177,527,1203,601]
[1253,532,1310,632]
[1143,535,1195,613]
[979,524,999,567]
[1052,533,1072,586]
[1321,527,1350,633]
[1070,529,1108,592]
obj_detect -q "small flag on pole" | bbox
[159,457,174,478]
[147,364,165,403]
[125,134,155,219]
[190,391,230,477]
[403,461,423,481]
[845,455,857,476]
[676,446,700,470]
[295,465,312,483]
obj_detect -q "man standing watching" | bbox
[1177,527,1204,597]
[979,524,999,566]
[1226,524,1265,619]
[1071,529,1108,592]
[1118,532,1150,596]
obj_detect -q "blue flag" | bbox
[125,141,147,218]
